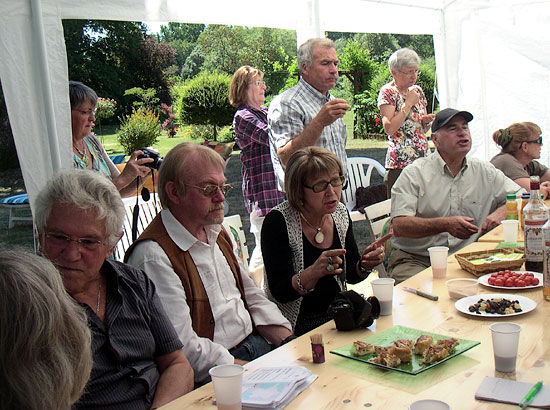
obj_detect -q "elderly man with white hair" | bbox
[35,169,194,410]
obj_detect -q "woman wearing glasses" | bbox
[70,81,152,197]
[491,122,550,197]
[378,48,435,197]
[229,66,285,274]
[261,147,385,335]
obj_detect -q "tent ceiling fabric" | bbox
[0,0,549,209]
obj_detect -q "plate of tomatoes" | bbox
[478,270,542,290]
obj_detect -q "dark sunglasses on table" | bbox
[184,183,232,197]
[526,136,543,145]
[44,232,105,251]
[304,175,347,193]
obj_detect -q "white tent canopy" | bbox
[1,0,550,208]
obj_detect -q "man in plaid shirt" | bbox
[268,38,350,191]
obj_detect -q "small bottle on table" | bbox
[524,176,548,273]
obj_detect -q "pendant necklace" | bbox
[300,212,325,244]
[74,143,90,166]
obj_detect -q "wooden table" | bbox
[477,223,524,243]
[161,240,549,410]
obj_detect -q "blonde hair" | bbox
[493,122,542,153]
[285,146,343,211]
[229,65,263,107]
[158,143,226,209]
[0,250,92,410]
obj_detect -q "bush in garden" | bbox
[94,97,117,134]
[117,107,162,155]
[178,71,234,141]
[160,103,179,137]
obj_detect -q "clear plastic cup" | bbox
[489,322,521,373]
[427,246,449,278]
[209,364,244,410]
[501,220,519,243]
[371,278,395,315]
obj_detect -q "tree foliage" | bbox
[177,71,234,141]
[117,107,162,154]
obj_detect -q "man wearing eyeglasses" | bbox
[268,38,350,191]
[126,143,293,385]
[388,108,523,283]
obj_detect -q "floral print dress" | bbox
[377,82,430,170]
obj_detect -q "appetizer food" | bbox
[422,344,450,364]
[468,298,522,315]
[389,344,412,363]
[370,351,401,367]
[352,341,375,356]
[413,335,433,355]
[436,337,458,351]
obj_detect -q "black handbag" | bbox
[327,290,380,331]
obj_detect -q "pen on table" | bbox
[519,381,543,408]
[402,287,439,301]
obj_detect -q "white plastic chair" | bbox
[364,198,391,239]
[343,157,386,222]
[113,193,162,261]
[222,214,250,273]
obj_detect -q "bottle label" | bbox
[525,220,546,262]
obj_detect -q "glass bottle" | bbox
[505,194,518,220]
[523,176,548,273]
[520,192,530,230]
[542,220,550,301]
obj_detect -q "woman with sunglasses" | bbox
[378,48,435,197]
[261,147,385,335]
[70,81,152,197]
[491,122,550,198]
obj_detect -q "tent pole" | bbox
[30,0,62,173]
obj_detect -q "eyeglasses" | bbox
[73,108,97,116]
[44,232,105,251]
[526,136,543,145]
[184,183,232,197]
[304,175,347,193]
[399,69,421,76]
[249,80,266,86]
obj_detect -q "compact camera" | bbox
[138,147,163,170]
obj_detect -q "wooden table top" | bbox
[477,223,524,243]
[161,240,549,410]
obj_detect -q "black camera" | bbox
[137,147,163,170]
[327,290,380,331]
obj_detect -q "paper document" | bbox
[475,377,550,408]
[242,366,318,409]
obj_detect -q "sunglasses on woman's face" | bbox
[526,136,543,145]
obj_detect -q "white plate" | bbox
[478,271,543,290]
[455,293,537,317]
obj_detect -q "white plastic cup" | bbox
[489,322,521,373]
[209,364,244,410]
[427,246,449,278]
[501,220,519,243]
[371,278,395,315]
[409,399,451,410]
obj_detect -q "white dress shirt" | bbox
[126,209,291,383]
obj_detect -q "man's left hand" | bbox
[481,207,507,234]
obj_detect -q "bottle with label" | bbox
[542,220,550,301]
[520,192,530,229]
[523,176,549,273]
[505,194,519,220]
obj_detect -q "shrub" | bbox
[160,103,179,137]
[117,108,162,154]
[177,71,234,141]
[94,97,117,135]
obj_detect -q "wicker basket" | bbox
[454,247,525,277]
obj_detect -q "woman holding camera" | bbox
[261,147,385,336]
[70,81,152,197]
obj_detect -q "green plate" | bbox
[330,325,480,375]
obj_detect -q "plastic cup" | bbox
[427,246,449,278]
[409,399,451,410]
[371,278,395,315]
[489,322,521,373]
[501,220,519,243]
[209,364,244,410]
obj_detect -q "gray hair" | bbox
[34,169,124,246]
[158,143,225,210]
[0,249,92,410]
[297,38,335,75]
[388,48,421,72]
[69,80,98,109]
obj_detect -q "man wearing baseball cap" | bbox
[387,108,523,283]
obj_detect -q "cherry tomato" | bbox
[495,279,505,287]
[488,277,496,285]
[505,278,515,287]
[524,277,532,285]
[532,278,540,285]
[516,280,526,287]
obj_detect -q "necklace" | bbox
[74,143,89,166]
[96,280,101,315]
[300,212,325,244]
